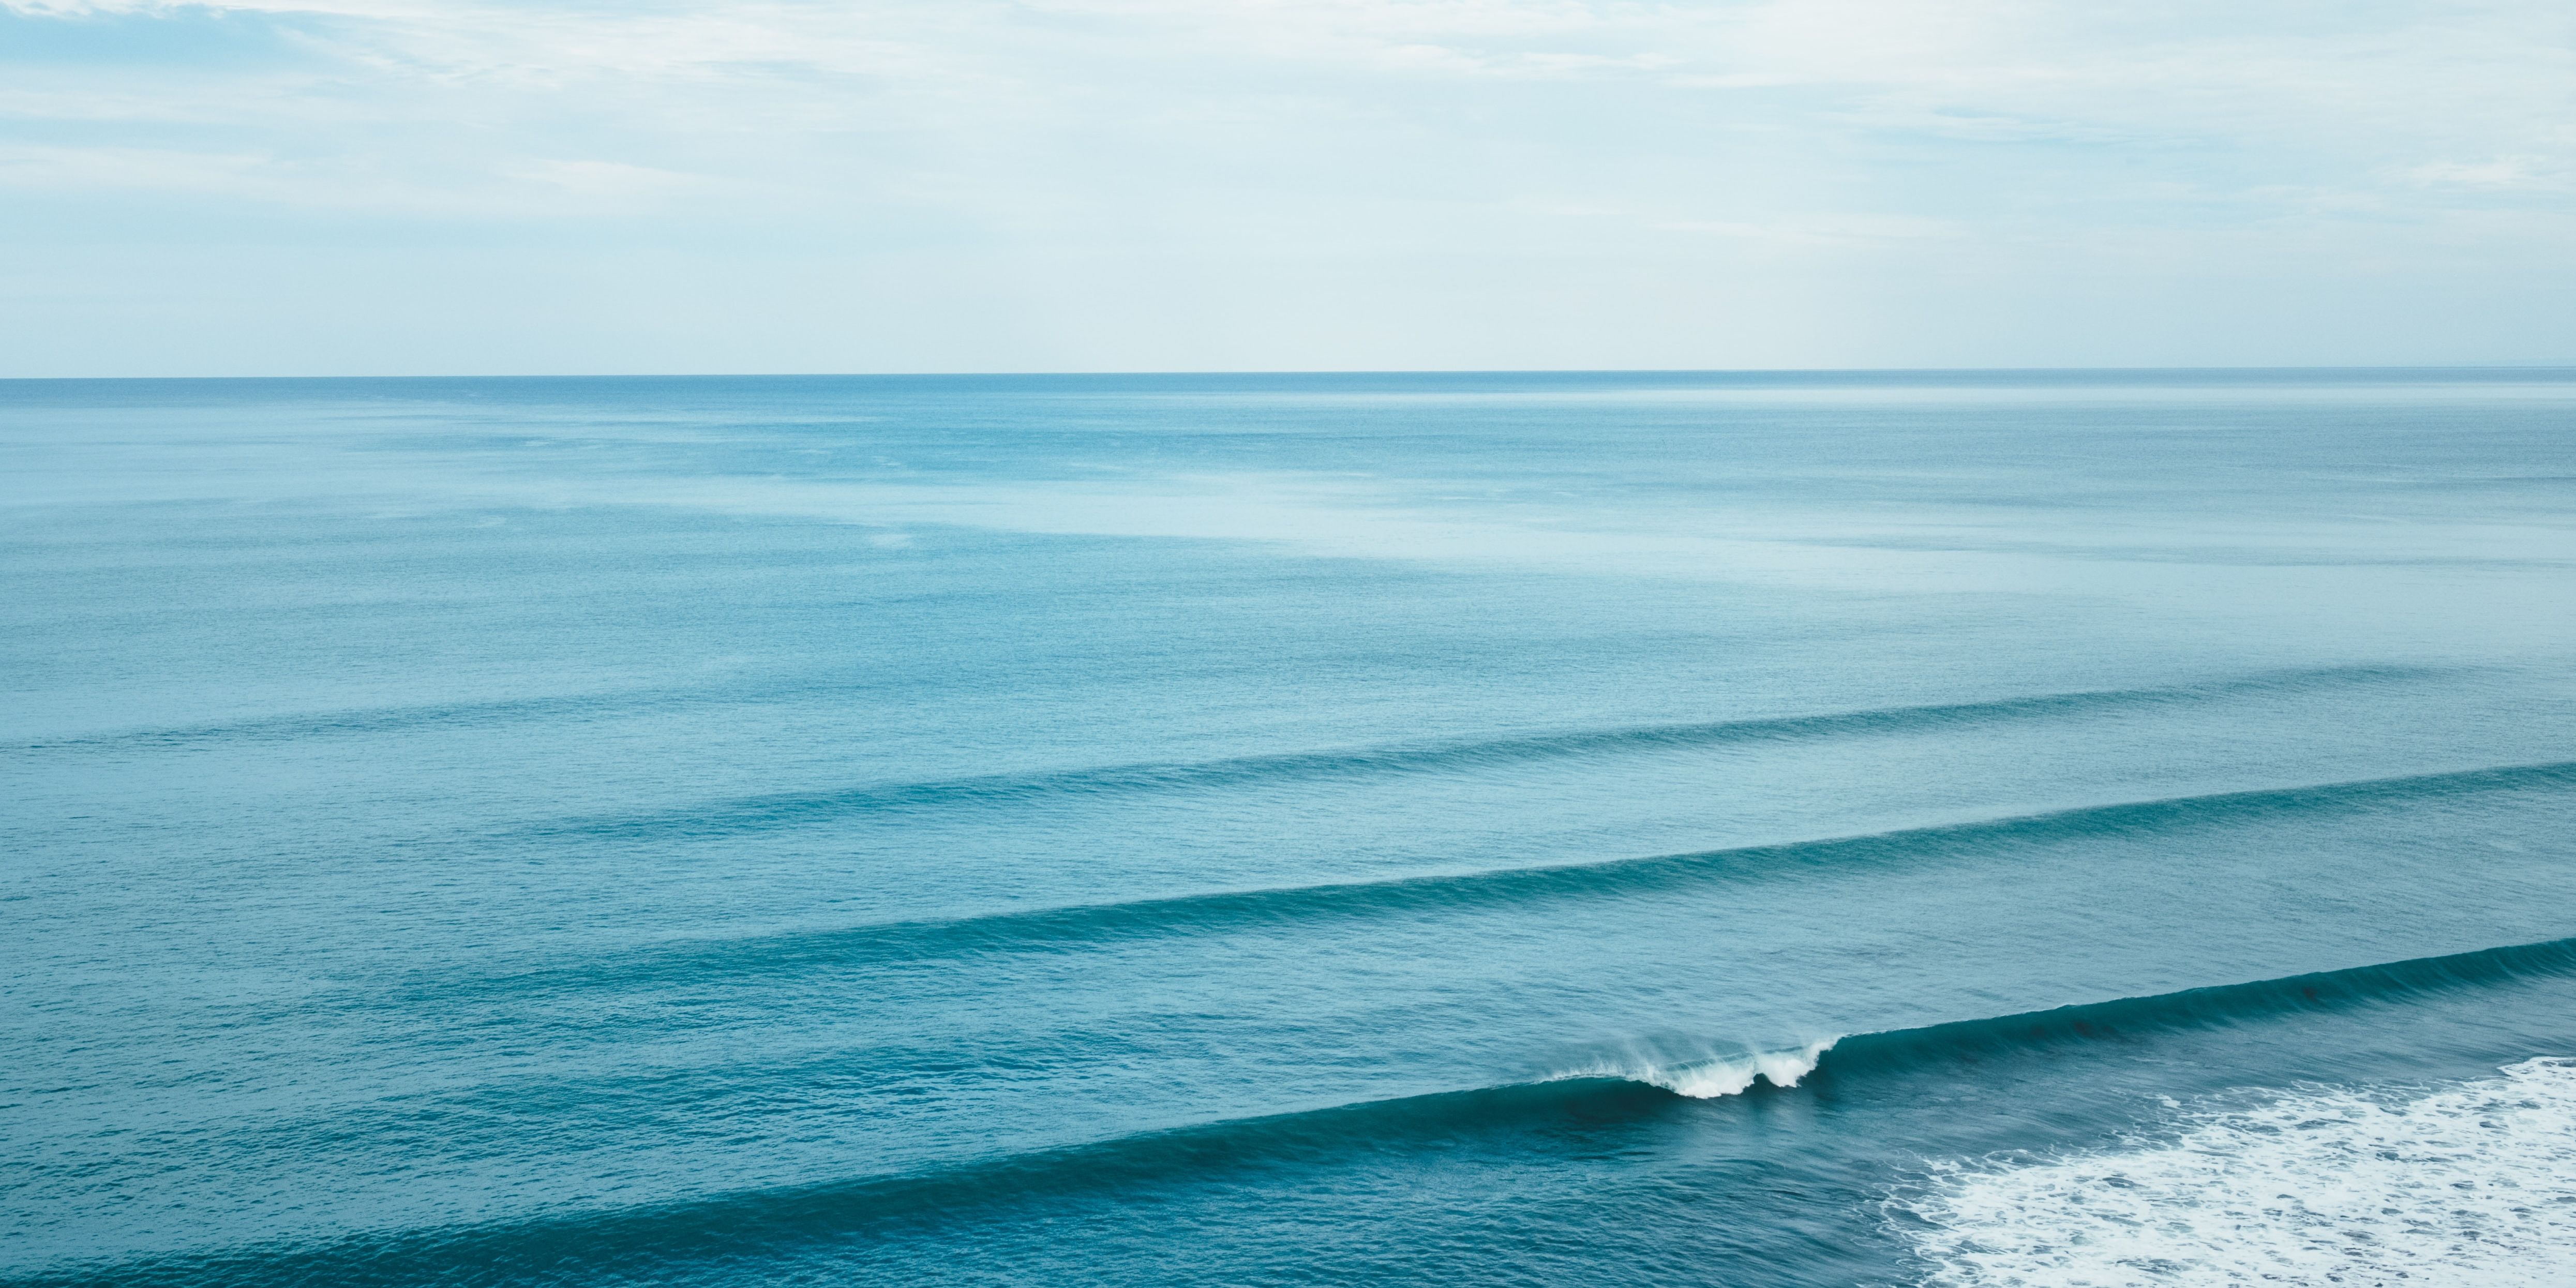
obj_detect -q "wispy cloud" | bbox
[2404,156,2566,191]
[1655,214,1963,246]
[2,0,2571,372]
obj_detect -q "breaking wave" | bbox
[1575,1039,1839,1099]
[1584,935,2576,1103]
[37,937,2576,1287]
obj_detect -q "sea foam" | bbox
[1582,1039,1839,1099]
[1900,1057,2576,1286]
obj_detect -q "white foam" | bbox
[1584,1039,1838,1099]
[1899,1057,2576,1286]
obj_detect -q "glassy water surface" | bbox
[6,370,2576,1285]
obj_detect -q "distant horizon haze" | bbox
[10,364,2576,385]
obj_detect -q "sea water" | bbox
[4,369,2575,1285]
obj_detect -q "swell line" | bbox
[1818,934,2576,1083]
[1607,934,2576,1099]
[448,758,2576,998]
[525,664,2448,841]
[40,934,2576,1288]
[9,1076,1683,1287]
[4,675,837,755]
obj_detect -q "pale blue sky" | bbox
[3,0,2571,376]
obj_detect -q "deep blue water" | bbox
[6,369,2576,1285]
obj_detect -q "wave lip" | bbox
[1574,1039,1839,1099]
[1579,937,2576,1105]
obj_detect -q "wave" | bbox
[526,664,2448,841]
[450,758,2576,997]
[10,662,2455,761]
[1584,936,2576,1100]
[5,685,726,754]
[1579,1039,1839,1098]
[1814,934,2576,1083]
[38,935,2576,1288]
[9,1076,1685,1288]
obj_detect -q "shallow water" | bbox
[6,369,2575,1285]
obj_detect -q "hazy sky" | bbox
[4,0,2572,376]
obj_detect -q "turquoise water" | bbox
[6,370,2576,1285]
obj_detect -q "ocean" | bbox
[6,369,2575,1285]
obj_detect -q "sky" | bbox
[2,0,2572,376]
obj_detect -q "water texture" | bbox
[5,369,2575,1285]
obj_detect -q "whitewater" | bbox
[6,369,2576,1286]
[1905,1057,2576,1285]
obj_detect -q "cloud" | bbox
[2405,157,2565,191]
[1655,214,1961,246]
[2,0,2572,371]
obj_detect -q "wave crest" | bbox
[1578,1039,1839,1098]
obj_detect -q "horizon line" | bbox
[9,363,2576,384]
